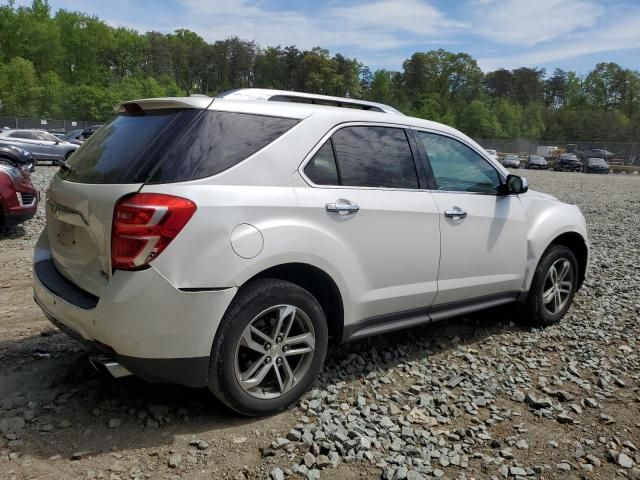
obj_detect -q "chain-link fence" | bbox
[0,117,96,132]
[475,139,640,165]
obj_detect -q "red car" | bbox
[0,164,38,226]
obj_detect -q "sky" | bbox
[16,0,640,75]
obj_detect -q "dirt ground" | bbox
[0,167,639,480]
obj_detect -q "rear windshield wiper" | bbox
[54,158,74,173]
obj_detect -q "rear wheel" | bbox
[518,245,578,326]
[208,278,328,416]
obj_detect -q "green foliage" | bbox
[0,0,638,141]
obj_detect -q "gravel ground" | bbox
[0,167,639,480]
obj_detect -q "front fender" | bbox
[521,191,588,291]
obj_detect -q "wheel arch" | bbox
[548,231,588,289]
[0,153,18,165]
[243,262,345,344]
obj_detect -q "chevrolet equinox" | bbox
[33,89,589,415]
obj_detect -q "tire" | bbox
[518,244,579,327]
[208,278,328,416]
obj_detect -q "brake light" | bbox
[111,193,196,271]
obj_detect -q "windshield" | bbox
[588,158,606,165]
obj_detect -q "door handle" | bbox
[326,199,360,215]
[444,208,467,220]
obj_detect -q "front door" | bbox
[414,130,527,305]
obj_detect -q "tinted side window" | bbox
[417,132,500,194]
[150,112,298,183]
[59,112,179,183]
[10,132,33,139]
[59,110,298,184]
[304,140,339,185]
[331,126,418,189]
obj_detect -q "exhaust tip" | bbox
[89,355,132,379]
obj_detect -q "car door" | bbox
[414,130,528,305]
[8,131,52,159]
[33,131,61,160]
[295,124,441,326]
[5,131,41,155]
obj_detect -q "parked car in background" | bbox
[0,144,35,172]
[63,125,102,145]
[0,164,38,226]
[62,129,86,145]
[502,155,521,168]
[526,155,548,170]
[0,129,79,165]
[584,157,609,174]
[33,89,589,416]
[485,149,499,161]
[578,148,616,161]
[555,154,582,172]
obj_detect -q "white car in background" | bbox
[485,148,499,161]
[33,89,589,416]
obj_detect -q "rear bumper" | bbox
[33,230,237,387]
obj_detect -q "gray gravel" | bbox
[0,167,639,479]
[265,169,640,479]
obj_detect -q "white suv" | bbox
[33,89,588,415]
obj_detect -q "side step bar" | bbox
[89,355,133,378]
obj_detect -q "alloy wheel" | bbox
[542,258,574,315]
[234,305,315,399]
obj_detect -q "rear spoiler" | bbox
[116,96,215,114]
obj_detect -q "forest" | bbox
[1,0,639,141]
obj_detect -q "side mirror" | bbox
[499,174,528,195]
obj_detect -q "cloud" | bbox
[180,0,463,51]
[473,0,603,47]
[477,8,640,71]
[325,0,468,35]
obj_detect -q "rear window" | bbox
[59,110,298,184]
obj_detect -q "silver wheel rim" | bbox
[542,258,574,315]
[234,305,315,399]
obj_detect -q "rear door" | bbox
[296,124,441,322]
[33,131,63,160]
[414,130,527,305]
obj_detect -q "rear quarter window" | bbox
[149,111,298,183]
[58,110,298,184]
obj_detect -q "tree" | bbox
[0,1,637,141]
[0,57,41,116]
[457,99,502,138]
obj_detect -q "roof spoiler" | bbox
[116,96,214,113]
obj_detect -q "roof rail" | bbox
[217,88,402,114]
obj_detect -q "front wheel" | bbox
[208,278,328,416]
[518,245,578,326]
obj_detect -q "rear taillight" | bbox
[111,193,196,271]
